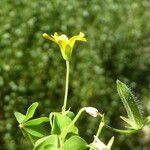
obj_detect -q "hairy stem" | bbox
[105,124,137,134]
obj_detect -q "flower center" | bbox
[58,34,68,41]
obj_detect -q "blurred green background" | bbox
[0,0,150,149]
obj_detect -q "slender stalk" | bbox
[89,116,104,150]
[105,124,137,134]
[96,116,104,137]
[62,60,69,114]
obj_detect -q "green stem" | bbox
[96,116,104,137]
[89,116,104,150]
[61,107,86,141]
[62,61,69,114]
[105,125,137,134]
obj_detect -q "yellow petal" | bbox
[69,32,87,47]
[42,33,56,43]
[54,32,58,36]
[51,32,59,42]
[79,32,85,37]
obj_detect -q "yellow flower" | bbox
[42,32,87,61]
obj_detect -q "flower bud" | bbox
[85,107,99,117]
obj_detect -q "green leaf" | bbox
[14,112,26,124]
[66,111,75,119]
[144,116,150,125]
[23,117,50,137]
[117,80,143,129]
[120,116,133,127]
[62,136,87,150]
[33,135,58,150]
[23,102,39,123]
[24,126,46,138]
[21,128,35,145]
[51,113,78,135]
[24,117,49,126]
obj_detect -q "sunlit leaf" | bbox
[24,126,46,138]
[62,136,87,150]
[23,117,50,137]
[66,111,75,119]
[51,113,78,135]
[14,112,26,124]
[24,117,49,126]
[33,135,58,150]
[23,102,39,123]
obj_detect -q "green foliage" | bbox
[144,116,150,125]
[62,136,87,150]
[23,102,39,123]
[14,102,50,145]
[14,102,39,124]
[14,80,149,149]
[0,0,149,149]
[117,80,143,130]
[23,117,50,138]
[15,103,88,150]
[50,113,78,135]
[14,112,26,124]
[33,135,58,150]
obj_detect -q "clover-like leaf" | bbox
[14,112,26,124]
[62,135,87,150]
[50,113,78,135]
[23,102,39,123]
[23,117,50,137]
[117,80,143,130]
[33,135,58,150]
[24,117,49,126]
